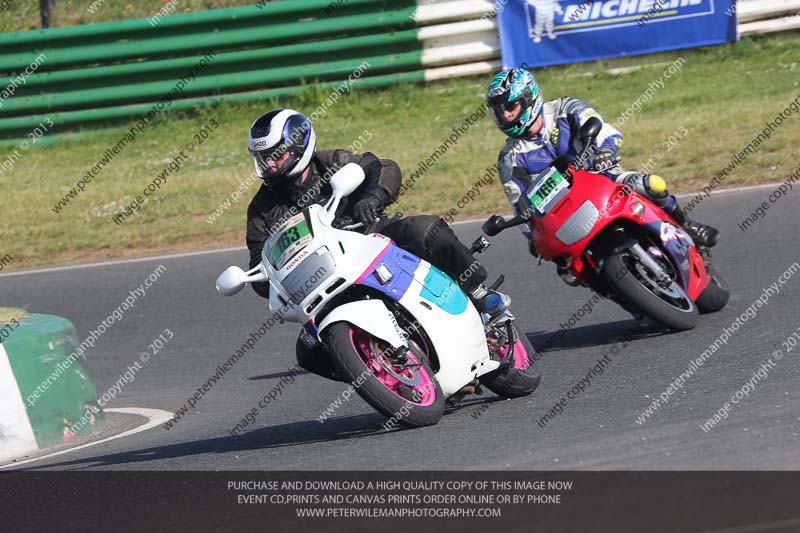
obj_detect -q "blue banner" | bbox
[497,0,738,69]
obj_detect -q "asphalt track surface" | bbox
[2,186,799,471]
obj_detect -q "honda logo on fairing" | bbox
[284,249,310,272]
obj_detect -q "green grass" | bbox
[0,0,259,33]
[1,33,798,270]
[0,307,28,321]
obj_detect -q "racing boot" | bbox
[663,197,719,248]
[619,172,719,249]
[469,284,512,317]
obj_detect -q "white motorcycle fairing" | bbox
[218,163,499,398]
[317,300,406,350]
[351,249,500,396]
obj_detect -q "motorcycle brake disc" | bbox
[368,338,422,387]
[633,261,682,299]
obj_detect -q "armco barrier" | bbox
[0,314,101,463]
[0,0,502,137]
[0,0,793,138]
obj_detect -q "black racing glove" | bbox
[354,195,381,227]
[592,151,620,173]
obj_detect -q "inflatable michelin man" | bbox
[527,0,563,43]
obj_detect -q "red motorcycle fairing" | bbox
[686,246,710,300]
[528,166,710,299]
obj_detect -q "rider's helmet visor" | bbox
[489,92,531,130]
[250,144,299,183]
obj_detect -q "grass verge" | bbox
[1,33,798,270]
[0,0,257,33]
[0,307,28,322]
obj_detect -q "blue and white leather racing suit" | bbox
[499,96,622,213]
[497,96,672,242]
[494,94,719,256]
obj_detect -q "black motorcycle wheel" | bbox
[324,322,445,428]
[696,265,730,314]
[603,250,698,331]
[479,323,542,398]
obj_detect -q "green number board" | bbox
[268,213,312,269]
[527,168,568,212]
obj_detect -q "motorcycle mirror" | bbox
[579,116,602,141]
[482,214,508,237]
[330,163,366,198]
[216,266,247,296]
[324,163,366,225]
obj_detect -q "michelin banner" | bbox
[497,0,738,68]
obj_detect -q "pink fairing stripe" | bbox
[355,242,393,283]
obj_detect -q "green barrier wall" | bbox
[0,0,423,137]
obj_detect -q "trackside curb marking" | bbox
[0,246,245,278]
[0,407,173,469]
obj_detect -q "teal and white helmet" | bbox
[487,68,543,137]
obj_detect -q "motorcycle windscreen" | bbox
[264,212,314,270]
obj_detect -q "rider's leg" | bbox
[662,196,720,248]
[379,215,510,314]
[615,171,719,247]
[379,215,487,291]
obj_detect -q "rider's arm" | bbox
[245,192,272,299]
[498,147,534,239]
[562,97,623,155]
[498,146,524,209]
[317,149,402,207]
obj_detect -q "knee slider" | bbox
[644,174,670,206]
[646,174,668,195]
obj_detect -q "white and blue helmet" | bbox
[248,108,316,187]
